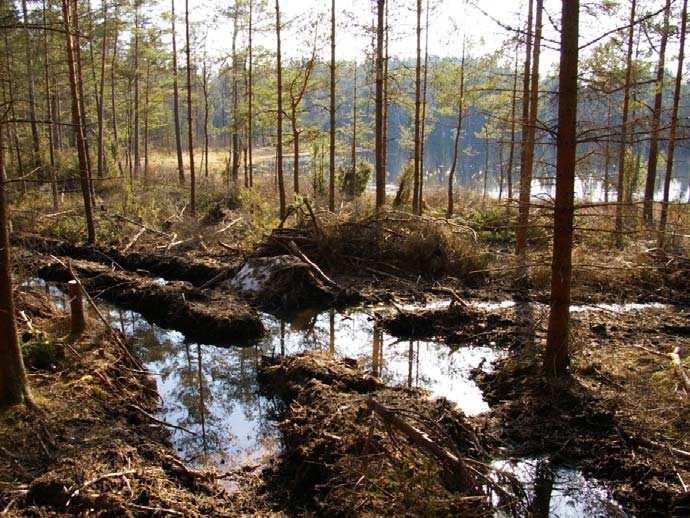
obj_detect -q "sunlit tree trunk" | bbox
[132,3,140,181]
[110,4,124,177]
[275,0,286,219]
[231,6,240,188]
[328,0,336,211]
[417,0,430,216]
[143,56,151,182]
[97,0,108,179]
[171,0,184,184]
[202,59,209,179]
[447,43,465,218]
[42,0,59,211]
[657,0,687,249]
[643,0,670,227]
[412,0,422,213]
[184,0,196,216]
[382,1,389,185]
[374,0,385,211]
[350,61,357,197]
[248,0,254,188]
[614,0,636,247]
[21,0,40,159]
[544,0,580,378]
[506,46,519,203]
[62,0,96,243]
[0,122,32,409]
[516,0,542,259]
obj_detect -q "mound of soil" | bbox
[36,258,264,345]
[258,352,501,516]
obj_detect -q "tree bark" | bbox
[544,0,580,378]
[21,0,41,159]
[515,0,542,258]
[184,0,196,216]
[657,0,687,249]
[275,0,286,219]
[0,121,32,409]
[231,6,240,188]
[42,0,59,211]
[417,0,430,216]
[248,0,254,188]
[643,0,671,226]
[328,0,336,211]
[447,43,465,218]
[132,3,140,181]
[614,0,636,247]
[374,0,385,211]
[506,46,519,202]
[97,0,108,179]
[412,0,422,214]
[171,0,185,185]
[62,0,96,243]
[143,55,151,182]
[350,61,357,197]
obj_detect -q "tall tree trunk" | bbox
[382,0,389,185]
[97,0,108,178]
[417,0,430,216]
[412,0,422,213]
[350,61,357,197]
[42,0,59,211]
[184,0,195,216]
[21,0,41,159]
[202,60,209,179]
[171,0,184,185]
[248,0,253,188]
[328,0,336,211]
[515,0,541,258]
[143,56,151,182]
[447,42,465,218]
[292,109,299,195]
[614,0,636,247]
[231,6,240,188]
[132,4,140,181]
[643,0,671,226]
[506,46,519,202]
[72,0,95,201]
[275,0,286,219]
[603,94,611,203]
[374,0,385,211]
[62,0,96,243]
[657,0,687,249]
[110,5,124,177]
[544,0,580,378]
[0,121,32,409]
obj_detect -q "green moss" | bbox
[21,331,64,370]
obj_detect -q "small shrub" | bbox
[21,330,64,370]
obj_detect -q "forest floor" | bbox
[4,173,690,515]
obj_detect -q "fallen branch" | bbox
[128,403,197,435]
[198,269,231,290]
[631,343,689,398]
[67,469,137,505]
[367,398,465,474]
[214,217,242,235]
[109,212,170,237]
[287,240,338,289]
[122,227,146,253]
[128,504,184,516]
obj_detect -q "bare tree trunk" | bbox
[184,0,196,216]
[447,42,465,218]
[292,109,299,194]
[603,95,611,203]
[21,0,41,159]
[143,56,151,182]
[110,5,124,177]
[171,0,184,185]
[412,0,422,213]
[657,0,687,249]
[132,4,140,181]
[516,0,541,258]
[248,0,254,188]
[202,59,209,179]
[374,0,385,211]
[328,0,336,211]
[275,0,286,219]
[231,6,240,188]
[0,121,32,409]
[417,0,430,216]
[643,0,670,226]
[544,0,580,378]
[97,0,108,178]
[42,0,59,211]
[614,0,636,247]
[62,0,96,243]
[506,46,519,202]
[350,61,357,196]
[382,0,389,184]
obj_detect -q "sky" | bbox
[137,0,677,75]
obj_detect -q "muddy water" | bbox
[25,278,634,515]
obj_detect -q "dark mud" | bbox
[36,258,264,345]
[17,233,233,287]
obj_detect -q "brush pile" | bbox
[259,352,518,515]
